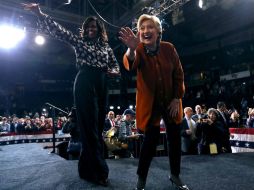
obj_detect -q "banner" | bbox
[230,128,254,153]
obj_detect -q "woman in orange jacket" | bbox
[119,14,189,190]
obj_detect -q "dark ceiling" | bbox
[1,0,254,112]
[1,0,254,64]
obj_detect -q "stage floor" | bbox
[0,143,253,190]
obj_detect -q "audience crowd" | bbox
[1,97,254,158]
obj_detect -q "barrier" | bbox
[0,133,70,146]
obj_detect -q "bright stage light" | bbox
[35,35,45,45]
[199,0,203,8]
[0,25,25,49]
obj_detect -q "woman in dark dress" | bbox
[23,3,120,186]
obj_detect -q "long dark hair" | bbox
[80,16,108,42]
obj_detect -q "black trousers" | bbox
[137,112,181,179]
[74,67,109,182]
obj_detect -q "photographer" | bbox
[196,108,229,154]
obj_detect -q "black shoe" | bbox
[80,175,109,187]
[135,176,146,190]
[169,175,190,190]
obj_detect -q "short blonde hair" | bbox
[248,108,254,116]
[184,107,193,114]
[137,14,162,34]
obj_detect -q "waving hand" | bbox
[119,27,140,51]
[21,3,43,17]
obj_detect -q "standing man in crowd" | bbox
[181,107,197,155]
[104,111,116,132]
[216,101,232,153]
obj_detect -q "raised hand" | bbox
[21,3,43,17]
[119,27,140,51]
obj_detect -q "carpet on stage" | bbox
[0,143,253,190]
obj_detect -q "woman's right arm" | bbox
[22,3,80,46]
[119,27,140,60]
[119,27,140,70]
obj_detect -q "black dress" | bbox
[38,15,120,182]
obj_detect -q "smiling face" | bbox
[139,19,160,50]
[81,16,108,41]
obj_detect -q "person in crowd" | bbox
[181,107,197,155]
[33,117,43,131]
[22,3,120,187]
[114,114,122,127]
[246,108,254,128]
[16,118,25,133]
[240,97,248,116]
[196,108,229,154]
[192,104,208,122]
[24,117,37,132]
[9,116,19,133]
[216,101,232,153]
[104,111,116,132]
[0,117,10,132]
[229,110,240,128]
[119,14,188,190]
[117,109,139,158]
[103,111,118,158]
[62,107,81,159]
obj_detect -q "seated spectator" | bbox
[117,109,140,158]
[246,108,254,128]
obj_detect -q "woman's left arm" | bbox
[172,46,185,99]
[106,45,120,75]
[167,46,185,118]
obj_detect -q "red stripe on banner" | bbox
[230,128,254,135]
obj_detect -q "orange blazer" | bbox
[123,41,185,131]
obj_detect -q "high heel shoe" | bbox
[169,175,190,190]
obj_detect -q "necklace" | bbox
[143,43,160,56]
